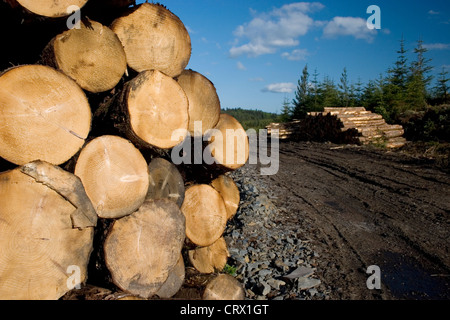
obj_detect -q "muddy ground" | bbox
[258,141,450,300]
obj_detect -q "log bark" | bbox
[103,199,185,298]
[181,185,228,247]
[202,274,245,300]
[146,158,185,208]
[90,0,135,9]
[74,135,149,219]
[211,175,240,220]
[188,237,229,274]
[110,3,191,77]
[15,0,89,18]
[94,70,189,150]
[176,69,221,136]
[41,19,127,93]
[205,114,250,171]
[0,162,94,300]
[0,65,91,166]
[20,160,97,228]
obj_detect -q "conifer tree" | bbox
[434,67,449,104]
[407,39,433,110]
[279,97,293,122]
[292,65,310,119]
[339,67,350,107]
[319,76,340,108]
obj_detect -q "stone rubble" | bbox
[223,164,330,300]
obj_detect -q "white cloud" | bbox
[423,43,450,50]
[281,49,309,61]
[230,2,324,58]
[428,10,440,15]
[323,17,377,42]
[262,82,296,93]
[236,61,247,70]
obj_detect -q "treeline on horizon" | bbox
[222,108,279,131]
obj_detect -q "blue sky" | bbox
[137,0,450,114]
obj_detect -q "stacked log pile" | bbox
[267,107,406,148]
[266,114,361,145]
[0,1,247,300]
[311,107,407,148]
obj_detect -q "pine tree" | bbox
[311,68,320,111]
[292,65,310,119]
[319,76,339,108]
[354,77,364,106]
[386,35,409,113]
[349,83,357,107]
[407,38,433,110]
[388,35,409,91]
[338,67,350,107]
[279,96,293,122]
[434,67,449,104]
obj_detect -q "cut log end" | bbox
[0,65,91,166]
[111,3,191,77]
[122,70,189,150]
[181,185,228,247]
[16,0,89,17]
[202,274,245,300]
[0,164,94,300]
[154,253,185,298]
[176,69,221,136]
[74,135,149,219]
[146,158,185,208]
[43,19,127,93]
[211,175,240,220]
[188,237,229,274]
[104,199,185,298]
[206,114,249,171]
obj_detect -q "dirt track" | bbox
[261,142,450,300]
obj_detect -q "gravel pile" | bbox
[223,164,330,300]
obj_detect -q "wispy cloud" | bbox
[323,17,377,42]
[423,43,450,50]
[281,49,309,61]
[262,82,296,93]
[230,2,324,58]
[236,61,247,70]
[428,10,440,15]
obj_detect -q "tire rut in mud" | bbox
[263,142,450,300]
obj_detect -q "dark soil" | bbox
[260,141,450,300]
